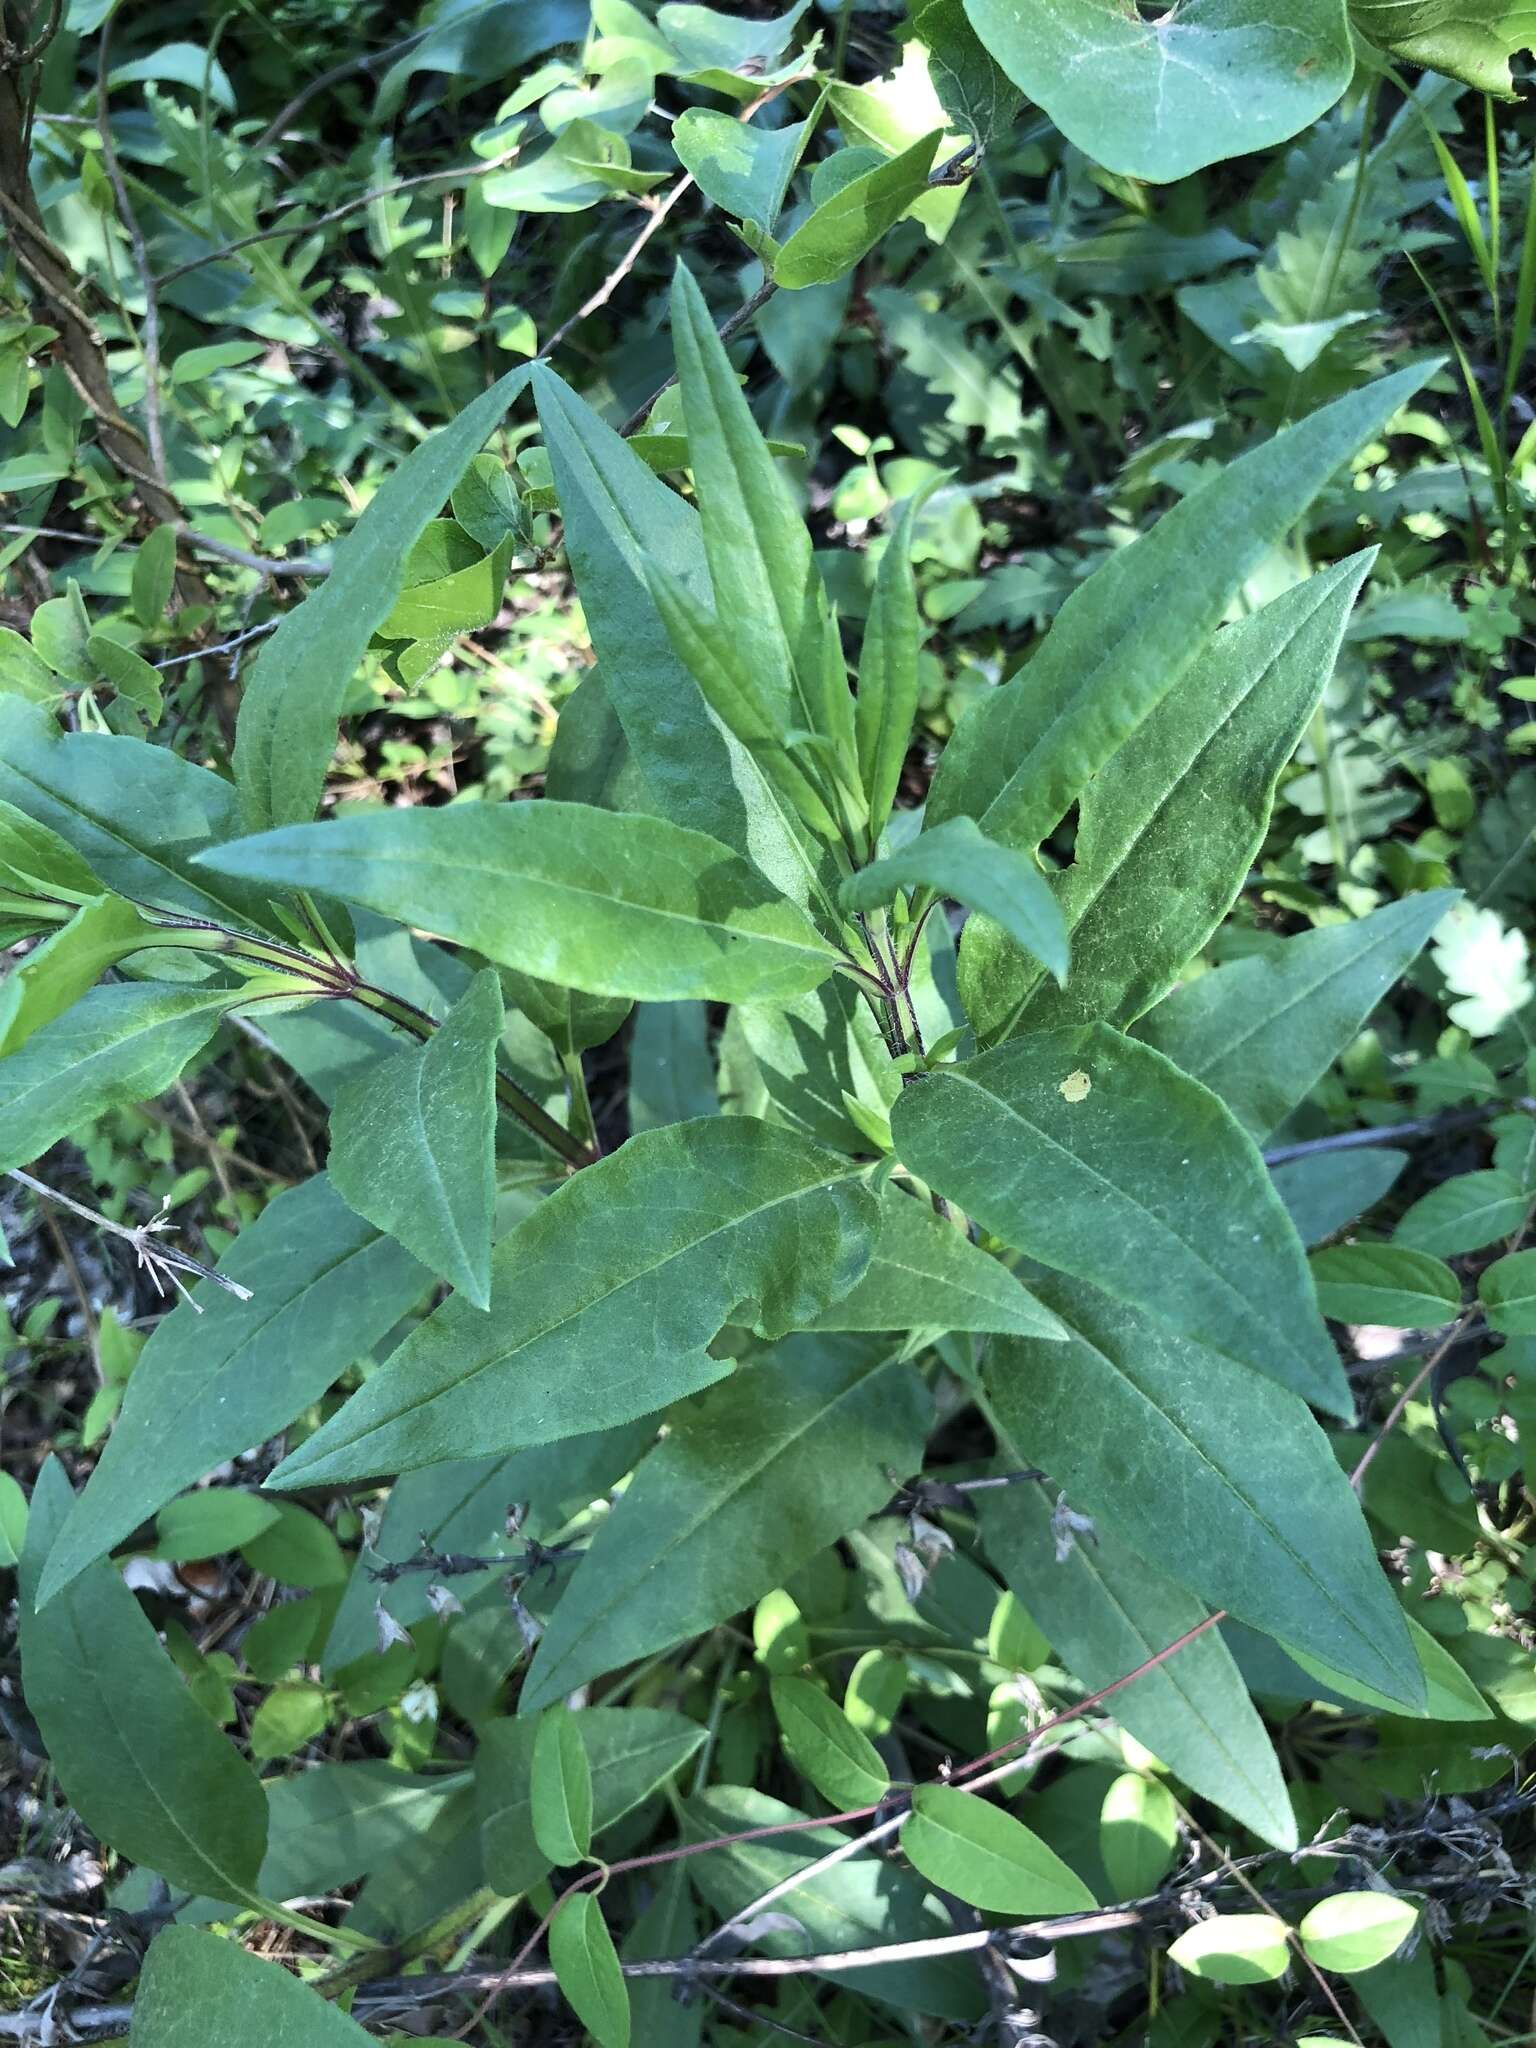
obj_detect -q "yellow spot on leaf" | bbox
[1059,1070,1091,1103]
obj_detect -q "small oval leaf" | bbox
[1310,1243,1461,1328]
[845,1649,907,1736]
[770,1675,890,1810]
[1167,1913,1290,1985]
[1099,1772,1178,1900]
[1298,1892,1419,1975]
[902,1783,1098,1915]
[131,524,178,627]
[1479,1248,1536,1334]
[532,1705,594,1866]
[548,1891,631,2048]
[753,1587,811,1674]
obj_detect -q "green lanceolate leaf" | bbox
[685,1786,985,2022]
[924,364,1435,856]
[268,1120,879,1490]
[1139,891,1459,1140]
[479,1707,705,1896]
[891,1024,1348,1411]
[855,491,925,845]
[0,894,158,1056]
[549,1893,631,2048]
[977,1477,1297,1848]
[132,1926,373,2044]
[0,793,102,904]
[773,130,943,287]
[809,1181,1067,1339]
[959,556,1375,1043]
[345,1779,481,1944]
[199,803,842,1005]
[533,368,831,911]
[1286,1615,1492,1723]
[37,1174,430,1605]
[727,972,898,1154]
[902,1784,1098,1915]
[234,363,535,834]
[520,1336,931,1712]
[1273,1150,1408,1249]
[532,1703,594,1865]
[965,0,1354,182]
[258,1762,468,1906]
[843,815,1069,986]
[20,1462,269,1904]
[642,556,842,842]
[327,967,502,1307]
[0,981,232,1176]
[670,263,855,772]
[1309,1243,1461,1327]
[0,699,279,931]
[770,1675,891,1808]
[984,1282,1424,1708]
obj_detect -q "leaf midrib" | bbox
[930,1066,1320,1387]
[1,750,261,932]
[60,1583,260,1900]
[995,580,1336,1040]
[1074,1559,1286,1825]
[529,1356,897,1700]
[2,991,224,1128]
[1062,1315,1398,1683]
[229,843,837,972]
[1178,916,1424,1093]
[293,1160,863,1466]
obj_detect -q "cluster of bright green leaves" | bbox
[0,571,166,724]
[435,0,998,319]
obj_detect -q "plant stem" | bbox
[240,1892,380,1956]
[313,1885,503,1997]
[349,981,594,1170]
[561,1049,600,1157]
[832,0,857,79]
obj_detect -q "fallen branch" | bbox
[5,1167,252,1308]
